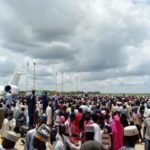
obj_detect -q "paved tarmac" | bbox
[0,137,145,150]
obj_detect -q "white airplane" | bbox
[0,72,22,96]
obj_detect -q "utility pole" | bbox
[33,62,36,90]
[26,62,29,93]
[70,73,71,94]
[76,76,78,95]
[56,72,58,92]
[61,72,64,93]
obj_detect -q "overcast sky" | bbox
[0,0,150,93]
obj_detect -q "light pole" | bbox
[56,72,58,92]
[26,62,29,93]
[61,72,64,93]
[33,62,36,90]
[70,73,71,94]
[76,76,78,94]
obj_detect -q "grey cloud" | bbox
[35,68,53,77]
[0,59,16,77]
[0,0,80,65]
[26,43,77,61]
[3,0,80,43]
[3,41,77,62]
[0,0,150,92]
[81,64,150,82]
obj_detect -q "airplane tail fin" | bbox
[9,72,22,86]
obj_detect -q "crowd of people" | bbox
[0,90,150,150]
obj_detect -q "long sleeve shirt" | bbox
[24,128,36,150]
[46,106,52,125]
[1,118,16,138]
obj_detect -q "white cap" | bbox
[101,110,106,114]
[117,101,122,105]
[4,131,20,142]
[124,126,139,136]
